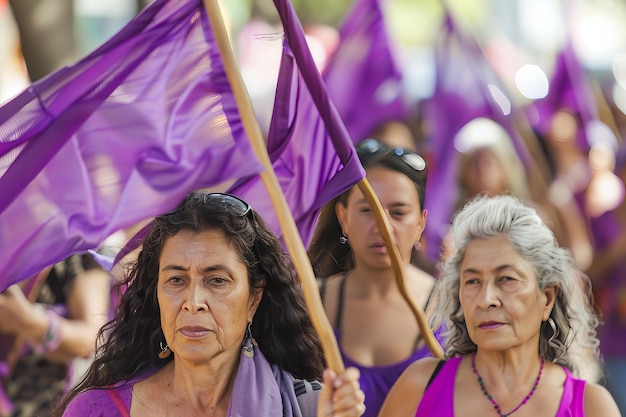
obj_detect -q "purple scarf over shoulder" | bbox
[63,344,310,417]
[227,345,307,417]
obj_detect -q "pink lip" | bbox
[179,326,212,338]
[370,242,387,252]
[479,321,503,330]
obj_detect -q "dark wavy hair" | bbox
[308,139,428,278]
[54,192,325,415]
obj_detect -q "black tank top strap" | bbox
[413,283,436,350]
[426,359,446,388]
[423,284,436,310]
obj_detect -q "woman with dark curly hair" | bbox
[379,194,620,417]
[54,192,365,417]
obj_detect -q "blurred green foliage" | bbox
[226,0,491,47]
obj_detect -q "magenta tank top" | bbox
[415,357,586,417]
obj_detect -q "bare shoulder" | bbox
[378,357,443,417]
[405,265,437,303]
[406,264,436,287]
[319,273,345,321]
[405,356,445,386]
[583,381,622,417]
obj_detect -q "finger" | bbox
[323,368,337,387]
[332,386,365,411]
[331,370,365,416]
[332,366,360,388]
[332,401,366,417]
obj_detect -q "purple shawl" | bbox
[62,346,315,417]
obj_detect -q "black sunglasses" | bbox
[168,192,252,217]
[115,193,252,267]
[356,138,427,172]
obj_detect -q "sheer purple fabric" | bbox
[272,0,363,169]
[101,0,366,268]
[322,0,406,143]
[228,42,364,247]
[224,0,365,249]
[0,0,262,290]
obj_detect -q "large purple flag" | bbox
[226,0,365,247]
[531,40,598,151]
[0,0,263,290]
[322,0,406,143]
[228,41,364,247]
[423,10,532,260]
[271,0,363,169]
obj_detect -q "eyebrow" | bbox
[355,198,412,208]
[461,264,518,275]
[161,264,235,276]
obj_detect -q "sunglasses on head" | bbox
[169,192,252,217]
[356,138,427,172]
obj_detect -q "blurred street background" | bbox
[2,0,626,119]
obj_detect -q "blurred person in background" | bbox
[537,109,596,269]
[454,118,594,272]
[0,253,111,417]
[584,146,626,415]
[455,139,529,209]
[367,120,420,152]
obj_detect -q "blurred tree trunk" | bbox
[8,0,77,82]
[135,0,150,13]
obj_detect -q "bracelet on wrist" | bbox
[30,305,62,355]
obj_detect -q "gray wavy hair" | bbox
[429,194,600,376]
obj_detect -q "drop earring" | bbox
[158,340,171,359]
[546,317,559,347]
[242,322,257,358]
[339,232,348,245]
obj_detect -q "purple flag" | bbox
[271,0,364,169]
[531,40,598,151]
[322,0,406,143]
[228,41,364,247]
[0,0,263,290]
[224,0,365,247]
[423,10,532,260]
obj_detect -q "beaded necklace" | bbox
[471,353,545,417]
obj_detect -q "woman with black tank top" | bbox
[309,138,444,417]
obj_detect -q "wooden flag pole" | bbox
[202,0,345,373]
[273,0,443,359]
[357,180,444,358]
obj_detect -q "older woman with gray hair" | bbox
[379,194,620,417]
